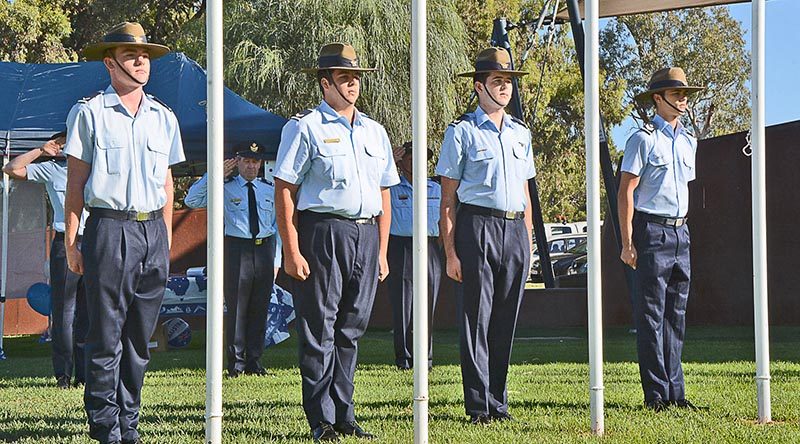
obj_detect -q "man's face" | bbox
[237,156,262,181]
[477,72,513,108]
[654,89,689,116]
[322,69,361,106]
[105,46,151,86]
[400,152,413,173]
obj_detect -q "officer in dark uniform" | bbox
[387,141,442,370]
[185,141,280,377]
[274,43,399,442]
[3,132,89,389]
[63,22,185,444]
[436,48,536,425]
[618,67,704,412]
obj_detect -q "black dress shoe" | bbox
[312,422,339,442]
[470,414,492,425]
[333,421,375,439]
[671,399,699,410]
[491,411,514,422]
[227,369,242,378]
[122,439,143,444]
[56,375,70,390]
[244,366,269,376]
[644,399,668,412]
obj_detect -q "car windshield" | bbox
[567,240,587,254]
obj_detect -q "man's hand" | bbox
[392,145,405,163]
[223,158,237,178]
[66,247,84,275]
[446,254,462,282]
[620,245,638,270]
[40,137,65,157]
[285,251,310,281]
[378,254,389,282]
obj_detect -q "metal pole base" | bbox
[756,377,772,424]
[590,387,604,436]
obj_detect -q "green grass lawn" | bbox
[1,326,799,443]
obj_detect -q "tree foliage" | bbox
[600,7,750,139]
[177,0,471,153]
[0,0,74,62]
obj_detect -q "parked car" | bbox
[551,240,587,276]
[554,254,587,288]
[529,233,587,282]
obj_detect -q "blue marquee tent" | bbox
[0,52,287,168]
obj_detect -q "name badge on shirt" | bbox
[230,198,242,206]
[399,194,409,200]
[323,138,341,144]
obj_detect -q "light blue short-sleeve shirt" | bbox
[620,115,697,218]
[273,101,400,219]
[435,106,536,212]
[389,175,441,237]
[184,173,282,267]
[62,85,186,212]
[25,160,88,234]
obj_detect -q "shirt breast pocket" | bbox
[315,143,348,182]
[258,198,274,225]
[96,136,123,175]
[147,137,171,183]
[467,146,495,186]
[512,142,531,179]
[647,149,672,169]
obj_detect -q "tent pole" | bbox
[751,0,771,425]
[205,0,225,442]
[0,146,8,357]
[411,0,429,442]
[585,0,604,436]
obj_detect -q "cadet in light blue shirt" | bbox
[436,47,535,424]
[618,67,705,412]
[274,43,398,441]
[435,105,536,213]
[386,141,442,370]
[185,142,280,377]
[3,133,89,389]
[61,22,184,443]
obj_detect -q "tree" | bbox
[600,7,750,139]
[0,0,75,62]
[176,0,471,154]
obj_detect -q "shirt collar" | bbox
[475,105,508,132]
[652,114,683,139]
[235,175,254,188]
[103,85,153,116]
[319,100,363,127]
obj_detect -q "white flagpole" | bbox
[751,0,771,425]
[205,0,225,442]
[584,0,604,436]
[411,0,429,442]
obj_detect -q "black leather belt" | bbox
[53,232,82,242]
[460,203,524,220]
[89,207,163,221]
[300,210,376,225]
[637,212,688,227]
[225,235,270,246]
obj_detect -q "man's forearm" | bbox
[65,158,89,249]
[439,178,459,259]
[2,147,42,179]
[376,188,391,257]
[275,179,300,257]
[163,170,174,245]
[618,188,634,248]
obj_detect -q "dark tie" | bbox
[246,182,259,239]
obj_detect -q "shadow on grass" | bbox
[0,415,85,442]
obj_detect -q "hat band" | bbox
[103,33,149,44]
[649,79,689,90]
[474,60,513,72]
[318,55,359,69]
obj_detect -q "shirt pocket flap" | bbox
[469,147,495,161]
[512,142,528,159]
[96,135,123,150]
[647,150,671,167]
[147,137,171,155]
[682,153,695,168]
[317,142,348,157]
[258,199,273,210]
[364,143,385,159]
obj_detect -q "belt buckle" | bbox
[504,210,517,220]
[255,238,263,246]
[135,212,149,222]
